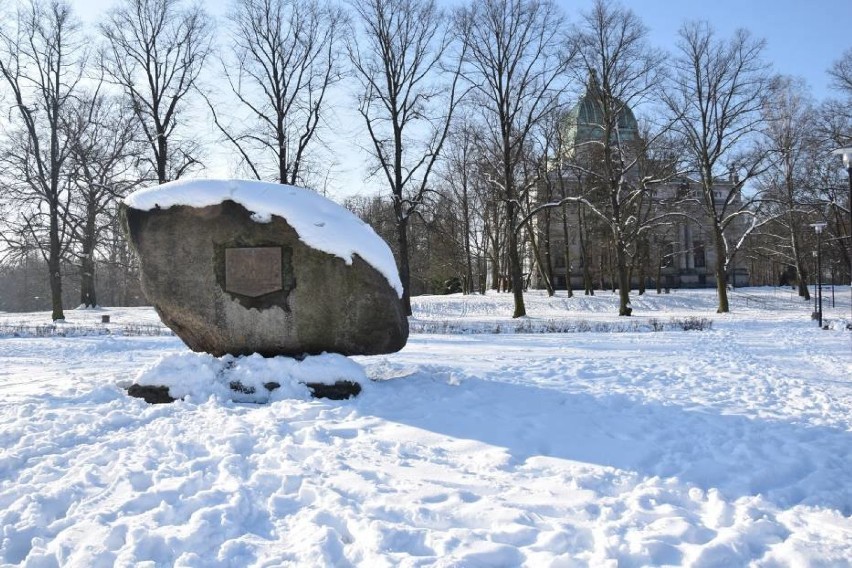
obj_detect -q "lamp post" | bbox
[832,148,852,283]
[831,262,836,308]
[812,251,818,314]
[834,147,852,202]
[811,222,827,328]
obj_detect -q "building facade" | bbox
[533,75,749,292]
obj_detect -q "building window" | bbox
[693,241,706,268]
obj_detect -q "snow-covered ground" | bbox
[1,287,850,566]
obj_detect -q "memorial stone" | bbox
[122,179,408,358]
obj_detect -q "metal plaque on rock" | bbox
[225,247,283,297]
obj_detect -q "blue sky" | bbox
[65,0,851,192]
[616,0,851,99]
[69,0,851,101]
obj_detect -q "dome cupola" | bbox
[563,70,639,150]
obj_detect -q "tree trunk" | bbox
[507,220,526,317]
[279,136,287,184]
[608,249,616,293]
[584,254,594,295]
[80,206,98,308]
[561,207,573,297]
[491,259,500,292]
[542,209,554,293]
[529,225,554,296]
[80,259,96,308]
[713,224,730,313]
[49,208,65,321]
[578,207,592,295]
[157,129,168,184]
[462,184,473,295]
[789,218,810,301]
[616,243,632,316]
[486,208,501,291]
[396,216,412,316]
[505,154,525,316]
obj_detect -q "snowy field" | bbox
[1,287,850,566]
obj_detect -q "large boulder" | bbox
[122,179,408,357]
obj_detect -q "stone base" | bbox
[127,384,175,404]
[126,380,362,403]
[305,381,362,400]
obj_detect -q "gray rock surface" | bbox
[122,199,408,357]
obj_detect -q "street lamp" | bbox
[834,147,852,195]
[833,148,852,280]
[810,222,827,328]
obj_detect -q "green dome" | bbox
[563,72,639,149]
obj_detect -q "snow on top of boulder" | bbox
[124,179,403,297]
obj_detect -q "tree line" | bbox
[0,0,849,320]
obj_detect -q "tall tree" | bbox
[664,22,771,313]
[825,48,852,282]
[565,0,666,316]
[100,0,212,185]
[813,100,852,282]
[758,76,819,301]
[541,113,576,296]
[0,0,87,321]
[348,0,465,315]
[441,121,479,294]
[458,0,574,318]
[67,89,145,307]
[209,0,345,186]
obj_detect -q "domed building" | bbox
[532,72,749,293]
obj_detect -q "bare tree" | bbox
[525,120,559,296]
[812,101,852,282]
[825,49,852,280]
[208,0,345,186]
[0,0,87,321]
[563,0,667,316]
[440,121,479,293]
[348,0,465,315]
[664,22,771,313]
[757,76,820,301]
[541,113,576,296]
[828,47,852,98]
[100,0,212,185]
[67,89,145,307]
[457,0,573,318]
[444,120,495,295]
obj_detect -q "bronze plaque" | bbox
[225,247,283,297]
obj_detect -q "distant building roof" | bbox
[563,70,639,150]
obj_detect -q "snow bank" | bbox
[124,179,403,297]
[134,352,368,402]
